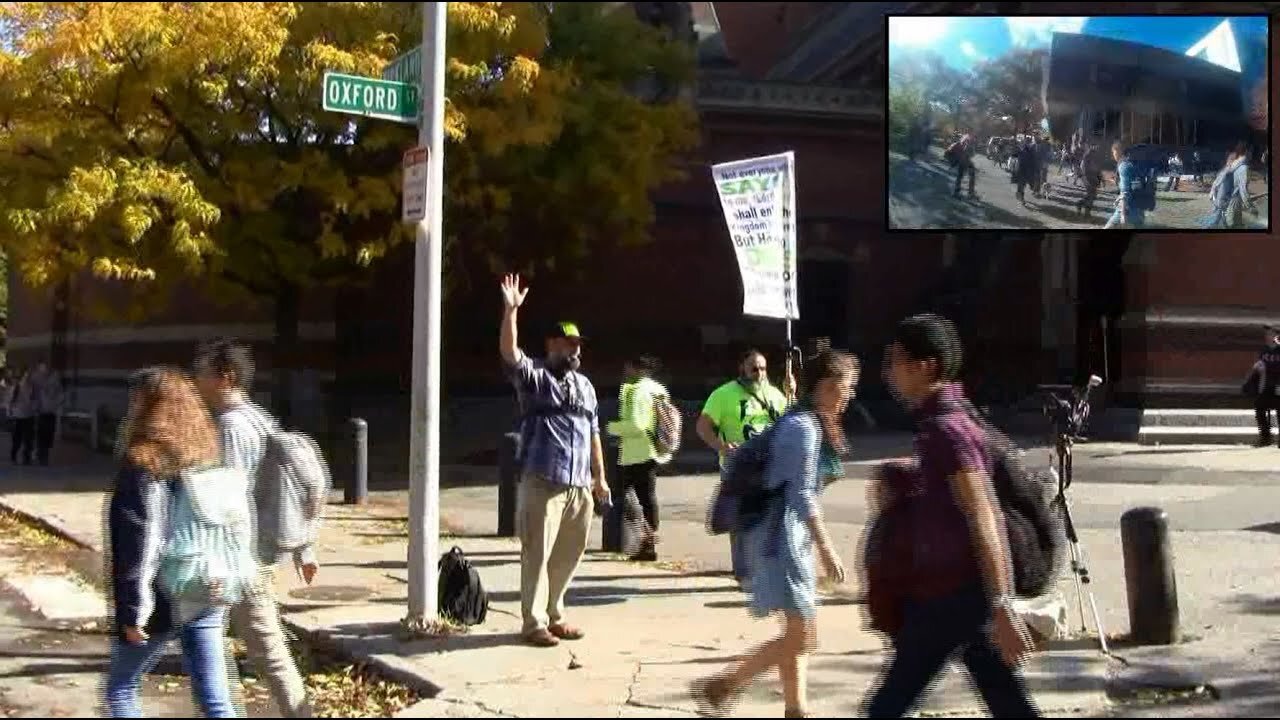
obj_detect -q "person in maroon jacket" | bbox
[863,314,1039,719]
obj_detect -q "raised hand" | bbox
[501,274,529,310]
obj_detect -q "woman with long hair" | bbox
[1204,140,1257,229]
[103,367,239,718]
[694,350,859,718]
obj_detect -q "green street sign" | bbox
[382,46,422,85]
[322,71,419,125]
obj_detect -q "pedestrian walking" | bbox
[1244,325,1280,447]
[8,367,34,465]
[1012,138,1036,205]
[862,314,1039,719]
[1104,141,1153,229]
[1075,142,1102,217]
[606,355,674,561]
[30,360,63,466]
[1034,136,1052,197]
[693,350,858,719]
[696,349,793,588]
[103,367,241,718]
[947,134,977,198]
[499,274,611,648]
[1202,141,1257,229]
[193,338,318,717]
[1165,152,1183,192]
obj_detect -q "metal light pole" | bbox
[406,0,447,626]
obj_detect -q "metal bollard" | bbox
[345,418,368,505]
[602,438,625,553]
[1121,507,1180,645]
[498,432,521,537]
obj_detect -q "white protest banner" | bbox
[711,152,798,321]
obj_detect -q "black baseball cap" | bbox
[547,322,585,342]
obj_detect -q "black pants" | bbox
[953,161,975,196]
[1078,174,1101,214]
[10,418,34,464]
[865,585,1040,719]
[35,413,56,464]
[618,460,659,540]
[1255,393,1279,444]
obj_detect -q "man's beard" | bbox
[550,354,581,374]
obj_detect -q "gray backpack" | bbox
[255,431,331,555]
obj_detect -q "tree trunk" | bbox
[272,283,300,429]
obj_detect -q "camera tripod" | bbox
[1050,429,1111,657]
[1044,376,1114,658]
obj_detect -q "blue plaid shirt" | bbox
[508,354,600,488]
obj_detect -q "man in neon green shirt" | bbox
[607,356,672,561]
[696,349,793,584]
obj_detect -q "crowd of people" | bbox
[499,274,1042,718]
[2,361,63,466]
[931,127,1266,229]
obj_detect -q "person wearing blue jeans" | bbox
[1104,141,1145,230]
[105,367,239,717]
[105,606,237,718]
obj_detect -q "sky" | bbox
[888,15,1269,75]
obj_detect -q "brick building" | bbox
[7,2,1278,455]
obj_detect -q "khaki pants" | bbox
[229,567,312,718]
[517,476,593,634]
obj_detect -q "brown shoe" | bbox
[548,623,584,641]
[523,628,560,647]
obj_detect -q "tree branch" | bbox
[150,95,221,178]
[220,265,273,297]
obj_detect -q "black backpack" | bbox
[706,412,790,536]
[959,402,1064,598]
[438,547,489,626]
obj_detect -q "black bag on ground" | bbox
[438,546,489,626]
[960,401,1065,598]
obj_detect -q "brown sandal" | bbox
[548,623,585,641]
[691,675,735,717]
[523,628,560,647]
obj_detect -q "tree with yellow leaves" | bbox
[0,2,696,420]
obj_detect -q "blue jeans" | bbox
[105,606,237,718]
[1104,206,1144,229]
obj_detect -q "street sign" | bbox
[322,71,419,125]
[402,146,429,223]
[382,46,422,85]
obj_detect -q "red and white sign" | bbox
[402,146,429,223]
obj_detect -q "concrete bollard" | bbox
[345,418,368,506]
[498,432,521,537]
[1121,507,1180,645]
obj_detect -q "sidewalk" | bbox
[6,443,1280,717]
[0,480,1114,717]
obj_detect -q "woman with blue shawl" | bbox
[693,350,859,719]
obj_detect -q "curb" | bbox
[0,495,444,704]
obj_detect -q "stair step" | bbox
[1138,425,1261,445]
[1140,409,1259,428]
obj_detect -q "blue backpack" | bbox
[158,465,259,608]
[1123,158,1158,212]
[706,412,794,535]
